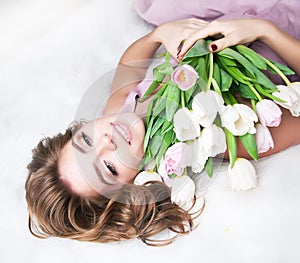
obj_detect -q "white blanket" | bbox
[1,1,300,262]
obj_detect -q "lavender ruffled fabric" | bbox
[133,0,300,83]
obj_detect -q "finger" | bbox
[178,25,222,58]
[169,43,182,60]
[209,33,239,52]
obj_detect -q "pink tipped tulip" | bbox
[289,82,300,117]
[256,99,282,127]
[255,123,274,153]
[165,142,192,169]
[272,85,299,110]
[171,64,199,91]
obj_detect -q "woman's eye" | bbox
[105,161,118,176]
[81,131,92,147]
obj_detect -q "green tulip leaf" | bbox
[152,86,169,117]
[184,84,197,103]
[225,128,237,168]
[216,55,237,67]
[195,56,208,82]
[138,148,152,172]
[166,84,180,121]
[254,83,286,102]
[205,157,214,178]
[140,58,173,102]
[267,59,295,75]
[219,67,233,91]
[237,83,257,99]
[146,97,155,126]
[140,80,160,103]
[219,47,277,90]
[182,39,210,62]
[144,117,154,152]
[239,133,258,161]
[213,62,221,87]
[150,117,165,138]
[161,121,174,135]
[235,45,267,70]
[155,60,174,76]
[156,130,174,165]
[149,133,163,157]
[168,173,177,179]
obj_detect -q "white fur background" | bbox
[1,0,300,262]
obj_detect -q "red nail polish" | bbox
[210,44,217,52]
[177,49,181,56]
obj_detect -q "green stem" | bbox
[222,93,232,105]
[148,161,157,173]
[211,78,222,95]
[263,57,291,85]
[246,82,263,101]
[251,99,257,113]
[227,92,238,104]
[254,83,286,102]
[181,90,185,108]
[206,52,214,90]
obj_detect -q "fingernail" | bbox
[210,44,217,52]
[177,49,181,56]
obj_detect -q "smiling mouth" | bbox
[111,122,132,145]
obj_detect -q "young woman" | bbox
[25,4,300,245]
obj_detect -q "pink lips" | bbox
[110,122,132,145]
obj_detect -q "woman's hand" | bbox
[175,18,300,77]
[151,18,209,59]
[177,18,270,58]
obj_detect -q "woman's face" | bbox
[58,112,145,197]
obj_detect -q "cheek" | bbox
[119,167,138,183]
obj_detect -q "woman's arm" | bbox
[260,20,300,77]
[177,18,300,77]
[103,32,160,115]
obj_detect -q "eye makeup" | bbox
[81,131,92,147]
[103,160,118,176]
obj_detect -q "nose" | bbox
[95,133,117,155]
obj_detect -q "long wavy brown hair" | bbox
[25,123,204,246]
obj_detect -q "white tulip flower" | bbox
[192,90,225,127]
[170,175,196,210]
[289,82,300,117]
[221,104,258,136]
[134,171,163,185]
[189,138,209,174]
[173,107,201,141]
[273,84,300,117]
[201,124,227,157]
[228,158,258,192]
[255,123,274,153]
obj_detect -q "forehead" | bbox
[58,140,99,197]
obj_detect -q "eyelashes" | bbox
[80,131,118,176]
[81,131,92,147]
[104,160,118,176]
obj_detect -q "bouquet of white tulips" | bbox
[133,39,299,209]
